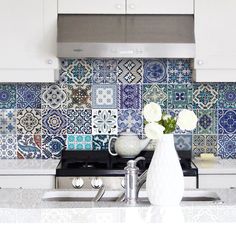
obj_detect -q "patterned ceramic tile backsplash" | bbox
[1,58,236,159]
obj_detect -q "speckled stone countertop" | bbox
[1,189,236,223]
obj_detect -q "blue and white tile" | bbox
[218,83,236,109]
[193,84,218,109]
[42,109,67,135]
[0,135,16,159]
[0,84,16,109]
[218,109,236,134]
[67,135,92,150]
[92,84,117,109]
[92,109,118,135]
[16,84,41,109]
[117,59,143,84]
[17,135,41,159]
[42,135,66,159]
[118,84,142,109]
[118,109,143,134]
[143,59,167,83]
[92,59,117,84]
[67,109,92,134]
[174,135,192,151]
[167,59,192,84]
[0,109,16,134]
[218,134,236,159]
[92,135,110,150]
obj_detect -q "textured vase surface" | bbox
[146,134,184,206]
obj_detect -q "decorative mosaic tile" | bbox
[195,110,217,134]
[92,135,110,150]
[167,84,193,109]
[174,135,192,151]
[67,135,92,150]
[218,83,236,109]
[218,135,236,159]
[17,135,41,159]
[92,109,118,135]
[192,135,217,157]
[118,109,143,134]
[92,84,117,109]
[42,84,67,109]
[143,59,167,83]
[0,109,16,134]
[42,109,67,135]
[67,109,92,134]
[16,84,41,109]
[193,84,218,109]
[118,84,141,109]
[92,59,117,84]
[67,83,91,109]
[60,59,92,84]
[142,84,167,108]
[0,135,16,159]
[218,109,236,134]
[167,59,192,84]
[0,84,16,109]
[17,109,41,134]
[42,135,66,159]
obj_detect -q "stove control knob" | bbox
[91,178,103,189]
[72,178,84,189]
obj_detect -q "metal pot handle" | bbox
[108,136,118,156]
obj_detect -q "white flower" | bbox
[177,109,198,131]
[145,122,165,140]
[162,114,172,121]
[143,102,162,122]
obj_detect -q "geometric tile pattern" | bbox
[0,109,16,134]
[218,109,236,134]
[92,135,110,150]
[218,83,236,109]
[0,84,16,109]
[0,135,16,159]
[174,135,192,151]
[218,135,236,159]
[67,135,92,150]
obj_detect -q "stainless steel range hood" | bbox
[58,14,195,58]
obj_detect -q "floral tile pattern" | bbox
[193,84,218,109]
[0,109,16,134]
[168,84,193,109]
[17,109,41,134]
[42,84,67,109]
[67,135,92,150]
[117,59,143,84]
[0,84,16,109]
[92,84,117,109]
[92,59,117,84]
[142,84,167,108]
[17,84,41,109]
[92,135,110,150]
[67,83,91,109]
[167,59,192,84]
[118,84,141,109]
[118,109,143,134]
[195,110,217,134]
[67,109,92,134]
[42,135,66,159]
[60,59,93,84]
[174,135,192,151]
[218,109,236,134]
[92,109,118,135]
[0,135,16,159]
[143,59,167,83]
[42,109,67,135]
[218,135,236,159]
[17,135,41,159]
[218,83,236,109]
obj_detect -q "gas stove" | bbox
[56,150,198,190]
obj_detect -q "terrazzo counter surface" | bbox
[0,160,60,175]
[1,189,236,223]
[193,158,236,174]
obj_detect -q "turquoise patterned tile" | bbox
[67,135,92,150]
[218,83,236,109]
[0,84,16,109]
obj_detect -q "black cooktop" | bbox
[56,150,198,177]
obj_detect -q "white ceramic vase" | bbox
[146,134,184,206]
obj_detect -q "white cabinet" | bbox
[194,0,236,82]
[127,0,193,14]
[0,175,55,189]
[58,0,126,14]
[0,0,58,83]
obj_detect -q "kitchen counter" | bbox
[0,160,60,175]
[1,189,236,223]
